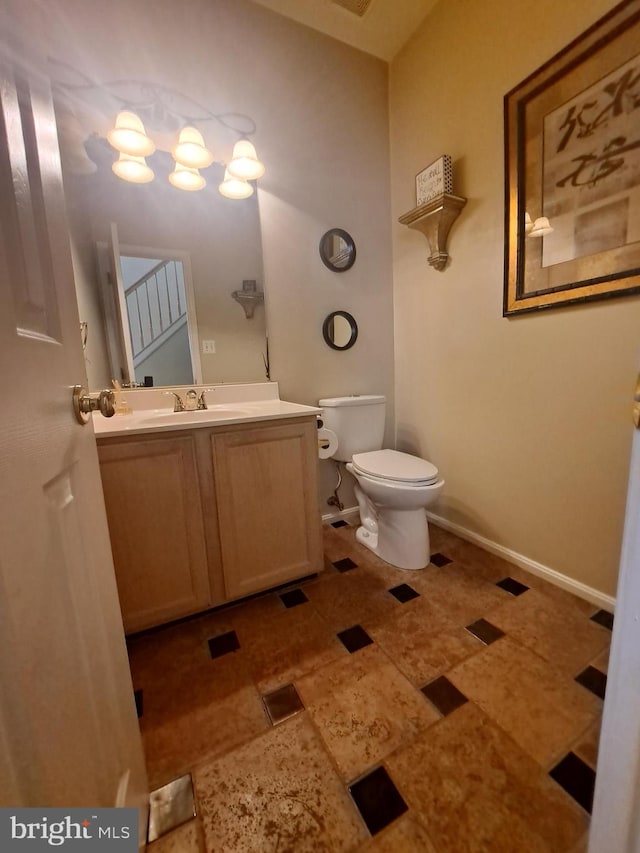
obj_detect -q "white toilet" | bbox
[319,395,444,570]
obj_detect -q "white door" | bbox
[0,40,148,845]
[589,387,640,852]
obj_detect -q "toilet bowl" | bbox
[346,449,444,570]
[318,395,444,571]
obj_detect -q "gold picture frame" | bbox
[503,0,640,316]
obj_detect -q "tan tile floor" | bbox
[133,522,611,852]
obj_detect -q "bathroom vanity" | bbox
[94,384,323,633]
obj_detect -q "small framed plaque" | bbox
[416,155,453,206]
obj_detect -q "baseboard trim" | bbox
[322,506,360,525]
[322,505,615,611]
[427,511,616,612]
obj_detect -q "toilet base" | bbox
[354,503,431,571]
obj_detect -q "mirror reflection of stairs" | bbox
[122,258,188,365]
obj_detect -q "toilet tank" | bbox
[318,395,386,462]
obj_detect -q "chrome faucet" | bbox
[163,388,214,413]
[184,389,198,411]
[197,388,215,410]
[164,391,185,412]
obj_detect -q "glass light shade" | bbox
[172,126,213,168]
[529,216,553,237]
[112,153,154,184]
[218,169,254,199]
[169,162,206,191]
[107,111,155,157]
[227,139,265,180]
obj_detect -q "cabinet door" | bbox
[98,435,211,632]
[212,420,323,599]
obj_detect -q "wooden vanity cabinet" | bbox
[97,433,211,633]
[97,416,322,632]
[211,419,323,600]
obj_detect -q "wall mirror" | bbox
[319,228,356,272]
[58,115,268,390]
[322,311,358,350]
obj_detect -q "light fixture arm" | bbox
[49,58,258,142]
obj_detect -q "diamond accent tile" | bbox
[389,583,420,603]
[331,520,349,528]
[550,752,595,814]
[465,618,505,645]
[349,766,408,836]
[337,624,373,654]
[431,553,452,567]
[263,683,305,725]
[208,630,240,659]
[421,676,468,716]
[148,774,196,843]
[333,557,358,572]
[496,577,529,596]
[575,666,607,700]
[279,588,309,608]
[590,609,614,631]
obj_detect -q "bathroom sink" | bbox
[137,407,253,426]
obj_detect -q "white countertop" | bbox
[93,398,321,438]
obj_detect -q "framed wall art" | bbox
[503,0,640,315]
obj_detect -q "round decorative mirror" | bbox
[322,311,358,351]
[319,228,356,272]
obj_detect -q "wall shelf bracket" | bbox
[399,192,467,271]
[232,279,264,319]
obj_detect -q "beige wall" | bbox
[13,0,394,510]
[389,0,640,597]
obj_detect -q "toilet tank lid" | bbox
[352,449,439,483]
[319,395,386,407]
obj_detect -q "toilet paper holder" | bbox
[316,416,338,459]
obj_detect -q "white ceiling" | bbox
[250,0,439,61]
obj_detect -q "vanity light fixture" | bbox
[227,139,265,181]
[218,168,254,199]
[52,60,265,196]
[112,152,154,184]
[107,111,155,157]
[172,126,214,169]
[169,162,206,191]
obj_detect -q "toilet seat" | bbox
[351,449,439,486]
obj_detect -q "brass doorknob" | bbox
[73,385,116,425]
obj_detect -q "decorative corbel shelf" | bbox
[232,290,264,319]
[399,192,467,271]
